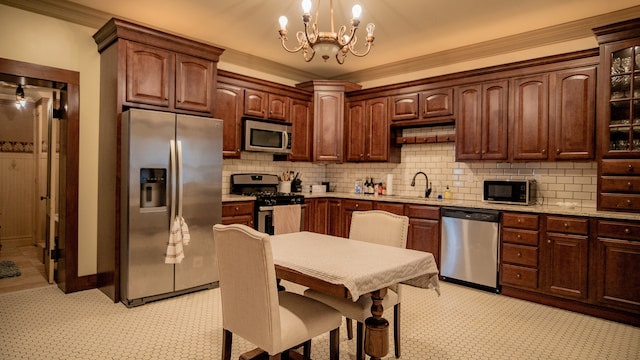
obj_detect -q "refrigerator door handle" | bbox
[177,140,184,217]
[170,139,177,222]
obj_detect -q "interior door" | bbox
[44,90,59,284]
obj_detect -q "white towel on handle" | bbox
[165,216,190,264]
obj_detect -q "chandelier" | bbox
[278,0,375,64]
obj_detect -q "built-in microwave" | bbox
[483,180,537,205]
[243,118,292,154]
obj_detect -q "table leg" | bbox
[364,288,388,360]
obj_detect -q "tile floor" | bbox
[1,278,639,359]
[0,244,49,294]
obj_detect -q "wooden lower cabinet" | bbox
[313,198,329,234]
[405,204,440,267]
[542,216,589,301]
[221,201,254,227]
[500,212,540,290]
[328,199,343,237]
[595,220,640,314]
[303,199,315,232]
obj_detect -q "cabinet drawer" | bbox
[501,264,538,288]
[598,220,640,241]
[502,228,539,245]
[599,193,640,212]
[600,176,640,193]
[502,213,539,230]
[342,199,373,211]
[374,202,405,216]
[601,159,640,175]
[405,204,440,220]
[502,243,538,267]
[546,216,589,235]
[222,201,254,216]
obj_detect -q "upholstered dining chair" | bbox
[303,210,409,360]
[212,224,341,360]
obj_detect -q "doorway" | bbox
[0,58,82,294]
[0,78,58,293]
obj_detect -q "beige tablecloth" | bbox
[270,231,440,300]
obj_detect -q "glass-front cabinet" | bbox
[606,43,640,155]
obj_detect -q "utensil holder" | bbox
[279,181,292,193]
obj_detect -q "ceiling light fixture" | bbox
[278,0,375,64]
[15,84,26,109]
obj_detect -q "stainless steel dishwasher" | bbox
[441,207,501,293]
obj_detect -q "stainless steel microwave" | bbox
[483,180,537,205]
[243,118,292,154]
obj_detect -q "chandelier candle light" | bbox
[278,0,375,63]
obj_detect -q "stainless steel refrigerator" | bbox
[120,108,222,307]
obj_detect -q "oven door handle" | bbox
[259,204,307,212]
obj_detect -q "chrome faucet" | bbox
[411,171,432,198]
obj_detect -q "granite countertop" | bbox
[222,192,640,221]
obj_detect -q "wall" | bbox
[0,5,101,276]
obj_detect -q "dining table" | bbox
[270,231,440,360]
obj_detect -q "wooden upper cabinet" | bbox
[345,100,366,161]
[289,98,313,161]
[314,90,344,162]
[175,53,214,113]
[125,41,172,108]
[124,41,216,115]
[512,74,550,161]
[214,83,243,158]
[243,89,289,121]
[456,81,509,161]
[243,89,267,118]
[345,97,395,162]
[390,93,419,121]
[421,88,454,118]
[549,66,596,161]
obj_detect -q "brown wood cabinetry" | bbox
[512,74,550,161]
[595,219,640,314]
[594,19,640,213]
[374,202,405,215]
[123,41,217,115]
[549,67,596,160]
[405,204,440,267]
[456,81,509,161]
[215,83,243,158]
[421,88,454,118]
[542,216,589,300]
[313,198,329,234]
[500,212,540,289]
[390,93,419,121]
[304,198,315,232]
[346,97,399,162]
[221,201,254,227]
[328,199,343,237]
[289,98,313,161]
[244,89,289,122]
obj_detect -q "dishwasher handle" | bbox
[441,207,500,222]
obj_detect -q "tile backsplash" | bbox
[223,125,597,209]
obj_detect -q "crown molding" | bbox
[3,1,640,85]
[336,5,640,83]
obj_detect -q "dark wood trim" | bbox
[217,70,312,101]
[0,58,93,293]
[501,286,640,327]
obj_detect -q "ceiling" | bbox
[3,0,640,84]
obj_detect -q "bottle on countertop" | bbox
[444,185,452,199]
[355,179,362,194]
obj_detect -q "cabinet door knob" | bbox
[517,252,522,257]
[517,234,522,240]
[556,148,560,154]
[563,223,569,228]
[235,207,239,212]
[541,149,546,154]
[475,150,480,154]
[625,228,631,234]
[627,199,632,206]
[628,182,633,188]
[517,219,522,224]
[548,239,551,243]
[355,204,359,208]
[629,164,634,172]
[516,273,522,279]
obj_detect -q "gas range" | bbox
[230,173,305,206]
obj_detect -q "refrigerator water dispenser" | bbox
[140,168,166,209]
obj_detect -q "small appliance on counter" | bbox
[483,179,536,205]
